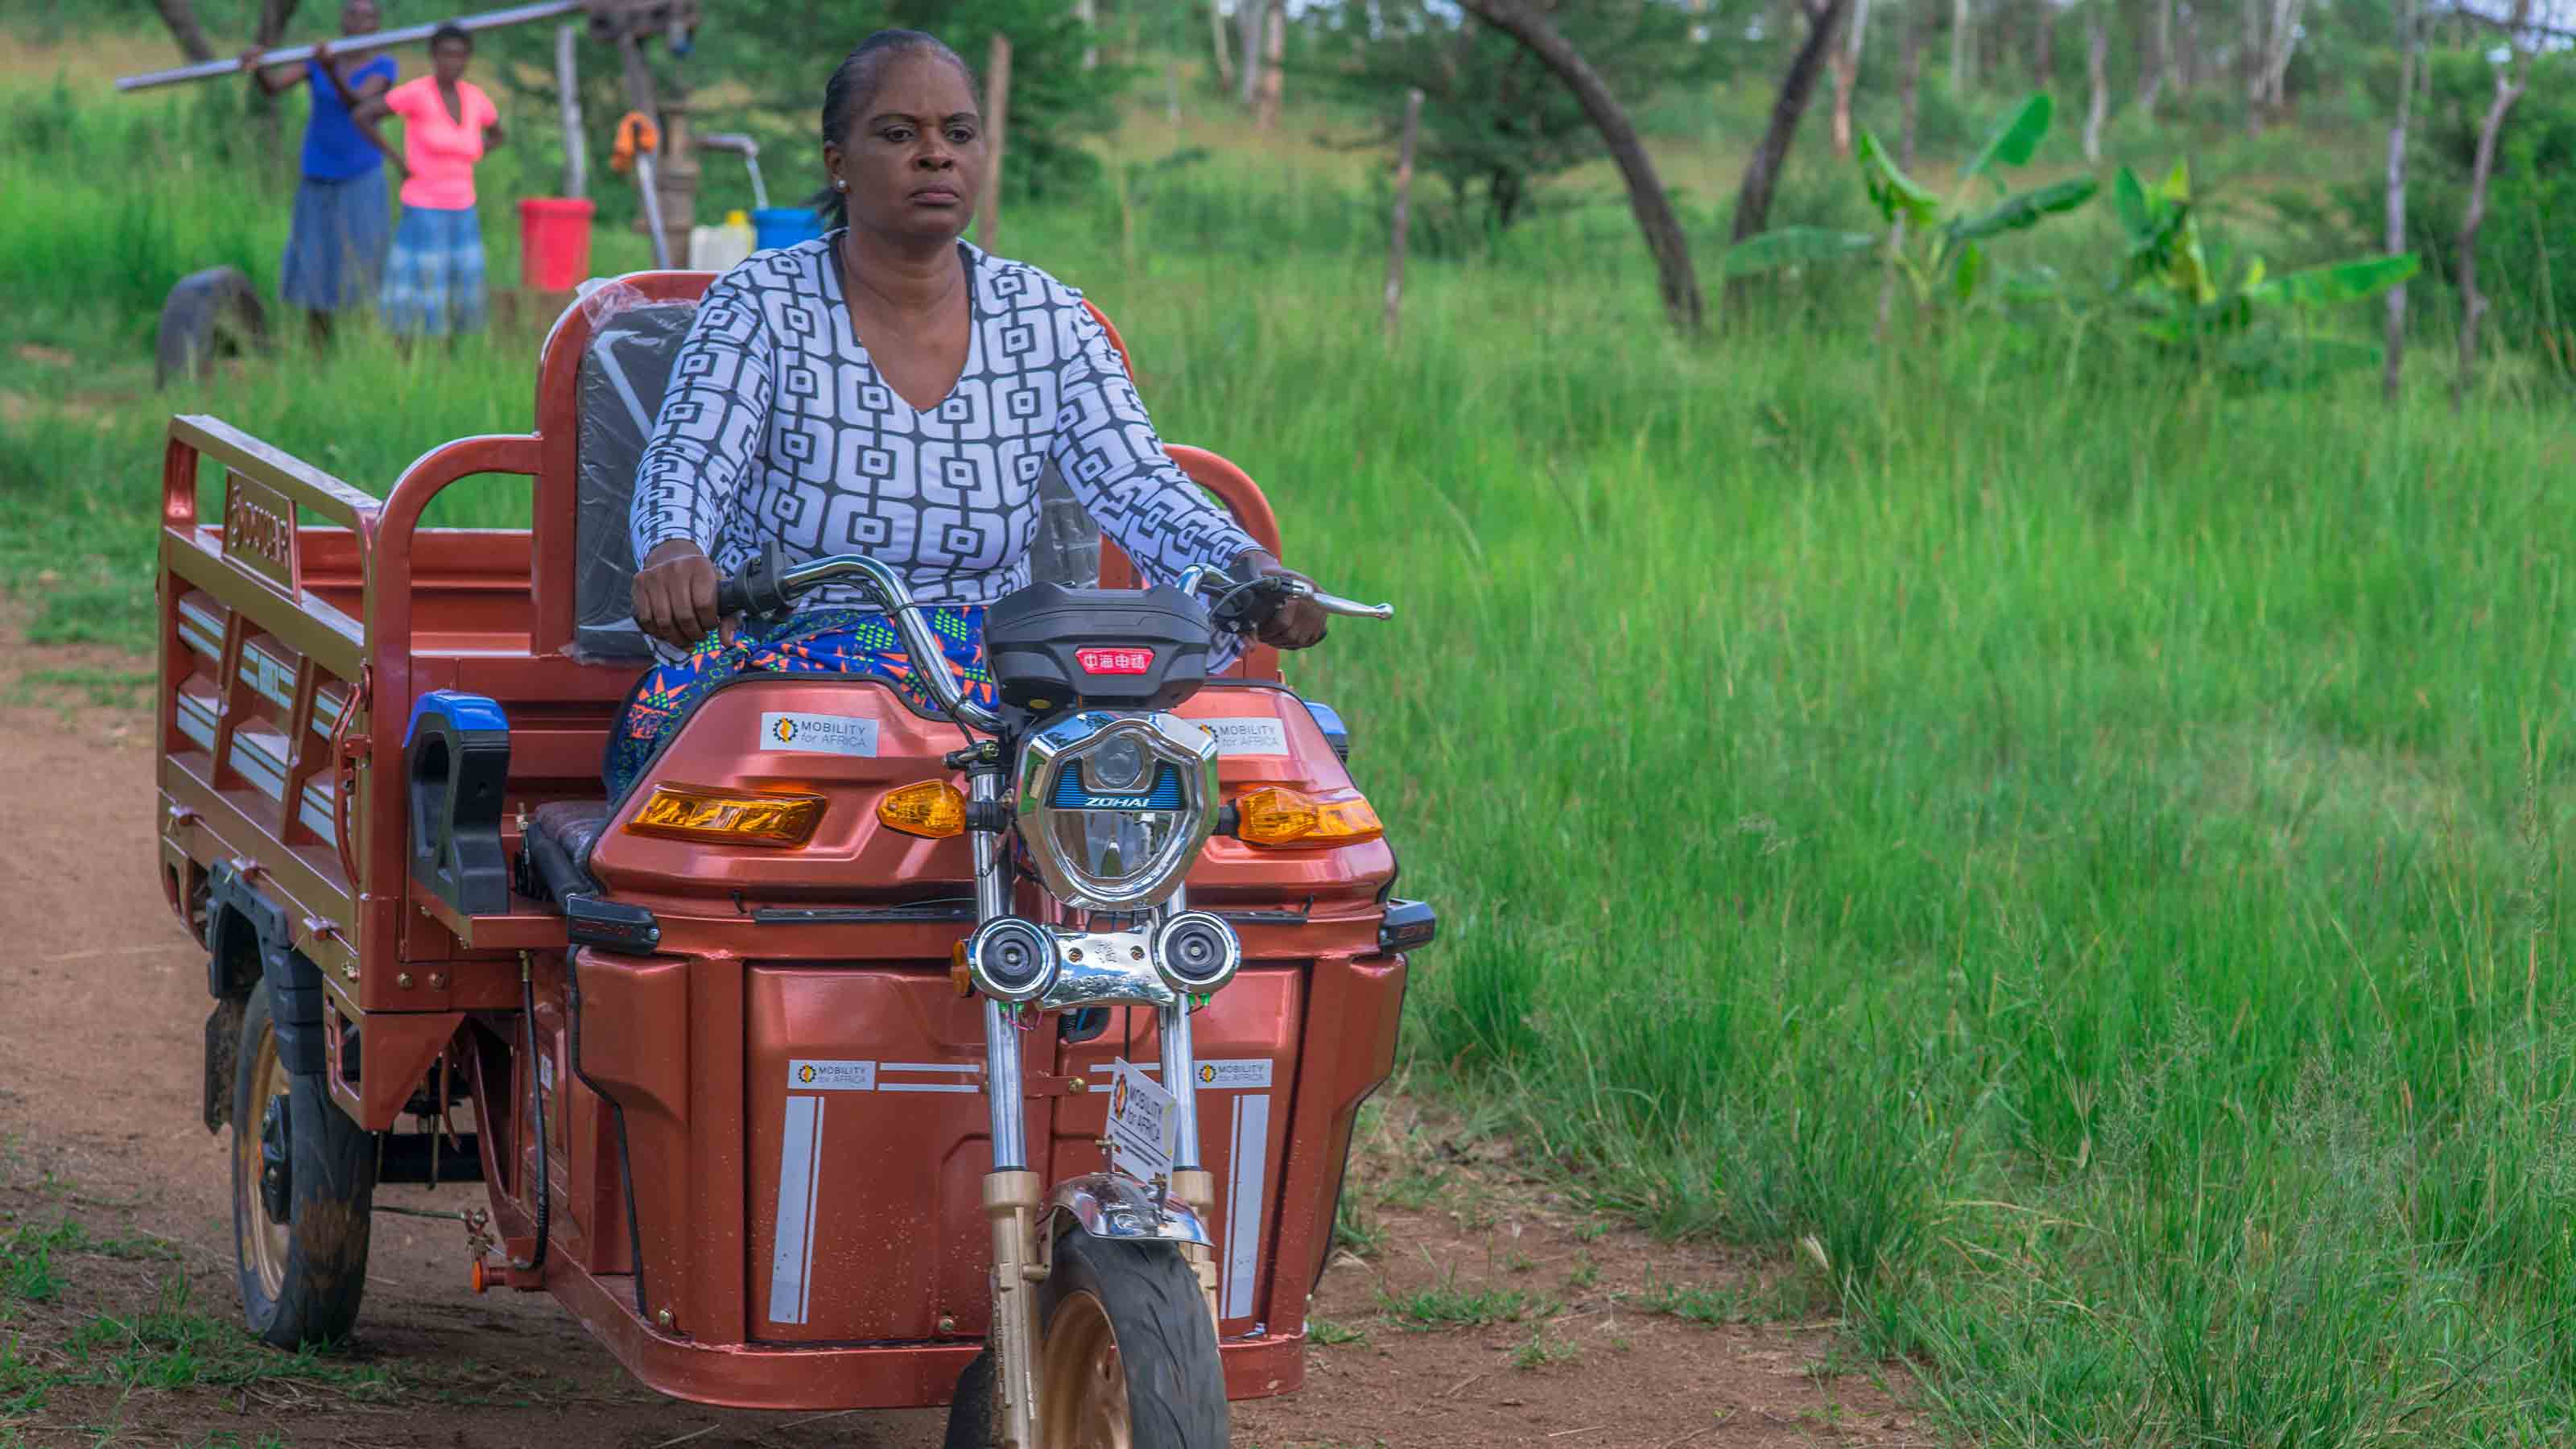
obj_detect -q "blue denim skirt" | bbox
[279,167,390,313]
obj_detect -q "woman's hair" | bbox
[430,23,470,50]
[811,30,976,229]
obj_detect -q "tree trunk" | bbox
[2383,0,2416,402]
[1951,0,1972,92]
[1831,0,1868,158]
[153,0,215,62]
[1880,0,1927,340]
[1210,0,1236,85]
[1237,0,1264,107]
[1385,88,1425,346]
[1458,0,1705,334]
[255,0,297,44]
[1257,0,1285,130]
[2241,0,2264,134]
[2083,7,2109,162]
[2454,33,2530,410]
[1899,0,1926,167]
[252,0,299,167]
[979,33,1013,256]
[2138,0,2169,112]
[1075,0,1097,69]
[1736,0,1856,242]
[2178,2,2198,92]
[2034,0,2056,87]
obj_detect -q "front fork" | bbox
[968,767,1222,1446]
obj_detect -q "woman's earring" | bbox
[834,179,848,192]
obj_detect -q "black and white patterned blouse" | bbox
[630,236,1259,644]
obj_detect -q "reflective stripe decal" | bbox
[767,1095,826,1325]
[1222,1093,1269,1321]
[877,1082,979,1093]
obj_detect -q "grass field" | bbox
[6,32,2575,1447]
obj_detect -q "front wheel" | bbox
[230,980,376,1348]
[1036,1232,1227,1449]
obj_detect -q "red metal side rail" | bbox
[159,415,382,984]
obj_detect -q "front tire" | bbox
[230,980,376,1348]
[1036,1232,1227,1449]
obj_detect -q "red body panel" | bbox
[155,271,1410,1411]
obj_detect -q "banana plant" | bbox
[1728,93,2099,308]
[2114,159,2419,351]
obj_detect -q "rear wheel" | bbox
[230,980,376,1348]
[1036,1232,1227,1449]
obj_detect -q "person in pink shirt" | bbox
[333,23,505,336]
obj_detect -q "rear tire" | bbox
[1037,1232,1227,1449]
[230,980,376,1348]
[155,266,268,389]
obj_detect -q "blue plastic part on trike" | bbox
[404,689,512,745]
[1303,700,1351,761]
[404,691,514,918]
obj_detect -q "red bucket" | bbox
[517,197,596,291]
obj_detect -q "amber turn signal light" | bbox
[626,783,824,848]
[1232,786,1384,848]
[878,780,968,839]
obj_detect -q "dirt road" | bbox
[0,649,1912,1449]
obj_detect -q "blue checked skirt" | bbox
[606,608,998,799]
[380,204,488,336]
[279,167,390,313]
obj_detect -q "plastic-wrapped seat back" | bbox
[572,295,699,663]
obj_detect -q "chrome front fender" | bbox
[1046,1172,1212,1247]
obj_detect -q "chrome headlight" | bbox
[1015,712,1218,911]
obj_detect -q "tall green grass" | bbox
[6,74,2575,1446]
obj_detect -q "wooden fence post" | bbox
[1383,89,1424,347]
[980,33,1013,254]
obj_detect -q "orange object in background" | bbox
[609,110,658,174]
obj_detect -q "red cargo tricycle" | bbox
[151,270,1433,1446]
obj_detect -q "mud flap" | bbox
[204,997,244,1133]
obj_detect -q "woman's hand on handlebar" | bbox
[1232,550,1328,650]
[634,540,724,650]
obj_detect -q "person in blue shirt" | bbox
[240,1,402,345]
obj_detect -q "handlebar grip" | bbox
[715,543,795,620]
[713,575,750,619]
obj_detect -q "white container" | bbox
[687,208,757,272]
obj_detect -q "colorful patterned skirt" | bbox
[607,607,997,799]
[380,203,487,336]
[280,167,390,313]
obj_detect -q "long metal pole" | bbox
[116,0,583,91]
[555,23,588,201]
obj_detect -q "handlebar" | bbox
[718,548,1005,734]
[713,547,1393,731]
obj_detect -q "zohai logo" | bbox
[1199,1064,1217,1084]
[798,1064,816,1084]
[774,718,797,742]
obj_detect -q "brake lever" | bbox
[1301,586,1395,622]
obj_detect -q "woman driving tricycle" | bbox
[613,29,1334,798]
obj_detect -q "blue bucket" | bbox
[753,207,826,251]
